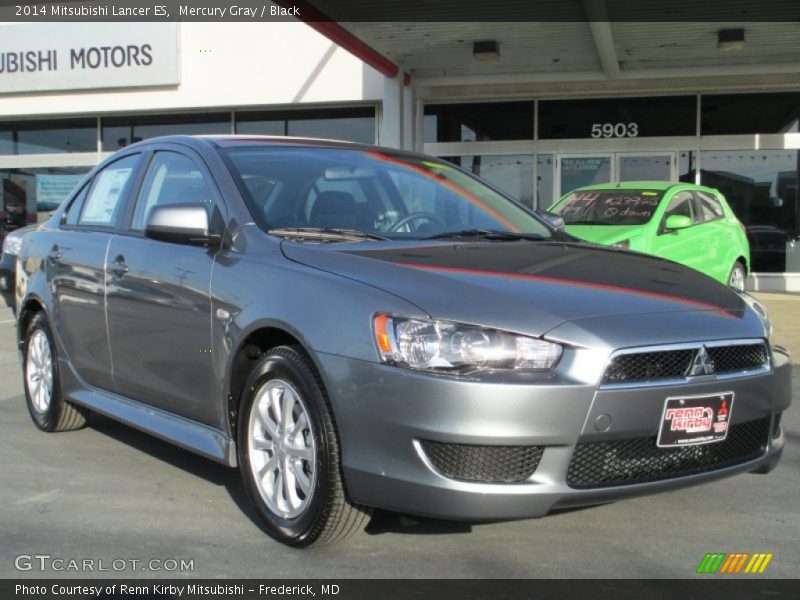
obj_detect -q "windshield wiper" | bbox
[425,229,547,241]
[268,227,389,242]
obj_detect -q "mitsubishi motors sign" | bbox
[0,22,180,94]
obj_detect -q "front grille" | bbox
[420,440,544,483]
[707,344,769,374]
[602,349,694,384]
[566,417,770,488]
[602,343,769,384]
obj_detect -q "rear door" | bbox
[50,153,141,391]
[649,189,707,273]
[105,148,224,425]
[693,190,731,282]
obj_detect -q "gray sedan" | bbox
[11,136,791,547]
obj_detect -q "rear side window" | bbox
[79,154,140,227]
[131,151,216,231]
[63,184,89,226]
[696,191,725,223]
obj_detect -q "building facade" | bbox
[1,19,798,289]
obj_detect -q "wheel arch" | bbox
[223,321,331,442]
[735,255,748,274]
[17,295,48,352]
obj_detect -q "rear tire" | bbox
[728,261,746,291]
[23,312,88,432]
[237,345,371,547]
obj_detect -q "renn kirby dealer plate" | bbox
[657,392,734,448]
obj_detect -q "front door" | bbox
[649,189,707,273]
[105,149,222,425]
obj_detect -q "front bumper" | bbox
[319,348,791,520]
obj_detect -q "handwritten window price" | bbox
[590,123,639,138]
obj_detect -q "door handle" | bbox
[109,256,128,277]
[47,246,62,264]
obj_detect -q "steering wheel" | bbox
[388,212,446,233]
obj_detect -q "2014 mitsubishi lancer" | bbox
[12,136,791,547]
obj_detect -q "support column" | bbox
[379,73,414,150]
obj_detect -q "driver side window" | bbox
[661,191,696,227]
[131,152,216,231]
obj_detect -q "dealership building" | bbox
[1,8,799,290]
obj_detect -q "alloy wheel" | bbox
[729,265,746,291]
[247,378,316,519]
[26,330,53,414]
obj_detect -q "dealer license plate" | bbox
[657,392,734,448]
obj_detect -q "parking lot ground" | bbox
[753,292,800,359]
[0,299,798,579]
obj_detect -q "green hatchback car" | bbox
[548,182,750,290]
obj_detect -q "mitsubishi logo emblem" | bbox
[688,346,715,376]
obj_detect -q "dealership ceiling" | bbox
[308,0,800,97]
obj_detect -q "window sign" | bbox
[35,174,84,211]
[558,156,611,197]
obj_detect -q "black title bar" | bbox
[1,0,799,22]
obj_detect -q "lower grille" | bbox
[566,417,770,488]
[420,440,544,483]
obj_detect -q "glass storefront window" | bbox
[701,93,800,135]
[538,96,696,139]
[424,102,533,142]
[235,119,285,136]
[1,166,91,230]
[0,119,97,154]
[701,150,799,272]
[236,107,375,144]
[102,113,231,151]
[678,150,696,183]
[537,154,554,209]
[617,154,673,182]
[445,155,534,208]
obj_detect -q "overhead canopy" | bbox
[306,0,800,97]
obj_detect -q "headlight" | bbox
[373,315,563,373]
[737,290,773,344]
[1,233,22,257]
[612,239,630,250]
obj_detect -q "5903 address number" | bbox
[591,123,639,138]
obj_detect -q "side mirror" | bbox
[664,215,692,231]
[536,209,565,230]
[145,203,216,247]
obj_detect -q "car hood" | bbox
[564,224,645,246]
[281,240,748,338]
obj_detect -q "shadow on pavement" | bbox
[365,510,472,536]
[87,413,270,536]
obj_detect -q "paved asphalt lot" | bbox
[0,295,798,579]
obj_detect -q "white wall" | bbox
[0,22,383,118]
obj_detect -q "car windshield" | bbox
[224,146,552,240]
[551,189,665,225]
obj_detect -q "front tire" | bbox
[23,312,88,432]
[237,345,371,547]
[728,261,746,291]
